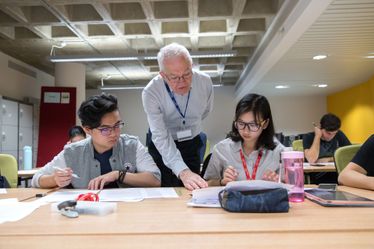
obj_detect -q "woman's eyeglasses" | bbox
[235,120,266,132]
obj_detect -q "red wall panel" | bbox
[37,86,76,167]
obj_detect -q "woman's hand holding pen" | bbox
[262,169,279,182]
[221,166,238,186]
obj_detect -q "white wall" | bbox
[0,51,54,100]
[268,95,327,136]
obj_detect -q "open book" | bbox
[187,180,289,208]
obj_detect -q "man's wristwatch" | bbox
[117,169,127,184]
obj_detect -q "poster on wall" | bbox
[36,86,76,167]
[44,92,60,103]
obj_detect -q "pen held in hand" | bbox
[53,166,80,179]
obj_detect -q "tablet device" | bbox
[305,189,374,207]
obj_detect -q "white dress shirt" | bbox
[142,70,213,177]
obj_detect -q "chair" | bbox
[200,153,212,178]
[0,154,18,188]
[334,144,361,174]
[292,139,303,152]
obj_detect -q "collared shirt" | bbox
[31,134,160,188]
[142,71,213,177]
[204,138,285,181]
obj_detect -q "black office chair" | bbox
[200,153,212,178]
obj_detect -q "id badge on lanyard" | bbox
[165,81,192,142]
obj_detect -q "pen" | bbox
[53,166,80,179]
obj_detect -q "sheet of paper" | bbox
[140,187,179,198]
[188,186,224,208]
[0,188,7,194]
[39,188,179,203]
[0,199,42,224]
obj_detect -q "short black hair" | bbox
[78,93,118,128]
[68,125,86,140]
[320,113,341,131]
[227,93,276,150]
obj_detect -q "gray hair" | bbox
[157,43,192,72]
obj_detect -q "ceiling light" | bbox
[364,55,374,59]
[313,54,327,60]
[275,85,289,89]
[48,50,237,63]
[100,83,225,91]
[313,84,328,88]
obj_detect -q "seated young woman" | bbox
[204,93,284,186]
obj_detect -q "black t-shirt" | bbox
[303,130,351,158]
[94,149,118,188]
[351,135,374,177]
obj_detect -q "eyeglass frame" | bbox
[95,121,125,136]
[164,70,193,83]
[234,119,268,132]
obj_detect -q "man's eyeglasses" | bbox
[95,122,124,136]
[235,120,266,132]
[166,70,193,82]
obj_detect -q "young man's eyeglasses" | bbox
[95,121,124,136]
[235,120,266,132]
[165,70,193,83]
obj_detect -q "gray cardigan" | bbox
[31,134,160,189]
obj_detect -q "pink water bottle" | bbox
[281,151,304,202]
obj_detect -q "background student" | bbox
[303,113,351,183]
[204,93,284,186]
[338,135,374,190]
[142,43,213,190]
[67,125,86,144]
[32,93,161,190]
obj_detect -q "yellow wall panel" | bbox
[327,75,374,143]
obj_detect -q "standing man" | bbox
[142,43,213,190]
[303,113,351,183]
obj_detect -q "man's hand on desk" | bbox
[88,171,118,190]
[179,169,208,190]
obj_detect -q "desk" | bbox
[304,163,336,184]
[1,187,374,249]
[18,168,38,187]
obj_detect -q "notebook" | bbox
[305,189,374,207]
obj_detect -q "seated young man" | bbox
[303,113,351,183]
[32,93,161,190]
[338,135,374,190]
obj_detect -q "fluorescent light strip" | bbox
[49,51,237,63]
[100,84,224,91]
